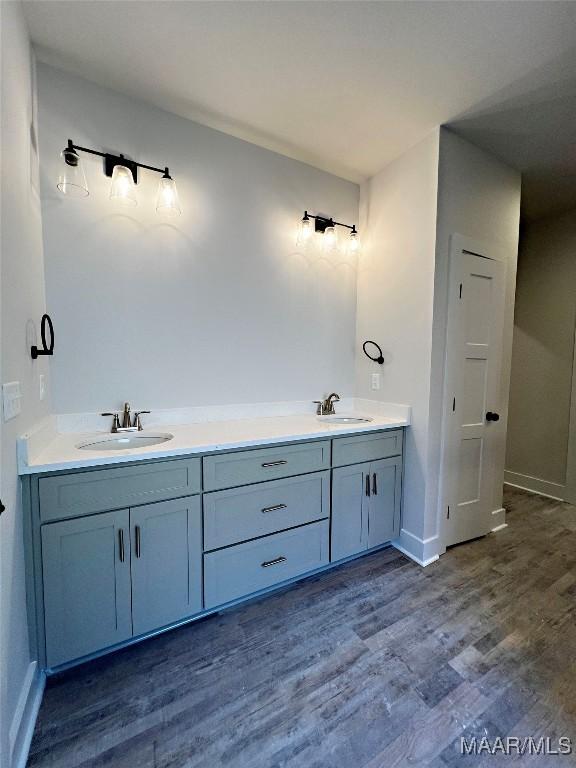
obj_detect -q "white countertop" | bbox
[18,400,410,475]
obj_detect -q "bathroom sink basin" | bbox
[76,432,174,451]
[317,415,373,424]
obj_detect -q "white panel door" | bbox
[443,249,506,547]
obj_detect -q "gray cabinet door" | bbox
[130,497,202,636]
[42,509,132,668]
[367,457,402,549]
[331,462,370,562]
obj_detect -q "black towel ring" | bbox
[362,340,384,365]
[31,314,55,359]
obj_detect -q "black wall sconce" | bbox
[362,340,384,365]
[57,139,181,216]
[31,314,55,360]
[297,210,360,253]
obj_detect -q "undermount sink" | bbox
[76,432,174,451]
[317,415,373,424]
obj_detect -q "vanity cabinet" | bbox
[42,509,132,667]
[42,497,202,667]
[331,456,402,562]
[26,428,404,671]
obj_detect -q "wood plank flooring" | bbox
[28,487,576,767]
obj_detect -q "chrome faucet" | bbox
[313,392,341,416]
[101,402,150,433]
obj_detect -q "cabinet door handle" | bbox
[365,474,371,497]
[135,525,141,558]
[261,460,287,468]
[118,529,125,563]
[372,473,377,496]
[261,503,287,514]
[261,556,287,568]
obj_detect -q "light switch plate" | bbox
[2,381,22,421]
[371,373,381,391]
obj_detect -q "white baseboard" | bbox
[9,661,45,768]
[392,528,440,567]
[504,470,565,501]
[491,506,507,532]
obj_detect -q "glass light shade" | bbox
[296,215,313,247]
[109,165,137,206]
[323,225,338,252]
[348,229,361,254]
[156,176,181,216]
[57,148,89,197]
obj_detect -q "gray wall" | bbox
[506,209,576,494]
[37,65,359,415]
[355,127,521,561]
[0,4,51,766]
[355,131,440,545]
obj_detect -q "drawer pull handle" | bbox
[261,504,287,514]
[135,525,141,558]
[261,556,287,568]
[118,529,125,563]
[261,460,288,468]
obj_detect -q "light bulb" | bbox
[296,212,312,247]
[156,172,181,217]
[57,144,89,197]
[348,228,360,254]
[323,225,337,252]
[109,165,137,206]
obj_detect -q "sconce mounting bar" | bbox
[302,211,357,234]
[65,139,172,184]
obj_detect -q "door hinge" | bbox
[447,505,450,520]
[459,283,462,299]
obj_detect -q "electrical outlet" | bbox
[39,374,46,401]
[2,381,21,421]
[371,373,381,391]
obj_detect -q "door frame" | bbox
[437,234,508,552]
[564,322,576,504]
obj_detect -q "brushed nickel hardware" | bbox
[133,411,150,431]
[101,412,121,432]
[365,474,371,497]
[101,404,151,433]
[261,504,288,514]
[372,473,377,495]
[314,393,341,416]
[121,402,131,429]
[261,460,287,468]
[118,529,125,562]
[135,525,141,558]
[261,556,287,568]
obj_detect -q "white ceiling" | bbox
[23,0,576,219]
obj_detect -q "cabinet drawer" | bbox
[204,471,330,551]
[203,441,330,491]
[332,430,403,467]
[204,520,329,608]
[39,458,201,522]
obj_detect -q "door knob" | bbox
[486,411,500,422]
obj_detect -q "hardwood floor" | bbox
[28,487,576,767]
